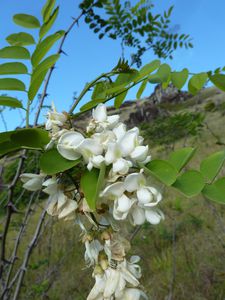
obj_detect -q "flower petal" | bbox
[130,146,149,162]
[58,200,78,219]
[118,128,138,157]
[105,142,119,165]
[137,188,153,204]
[113,158,131,174]
[57,131,84,160]
[101,182,125,198]
[107,114,120,128]
[92,103,107,122]
[124,173,146,192]
[131,206,145,225]
[145,208,164,225]
[104,269,120,298]
[117,194,133,213]
[113,123,126,140]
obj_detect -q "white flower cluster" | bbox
[56,103,151,173]
[20,103,165,300]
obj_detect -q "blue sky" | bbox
[0,0,225,131]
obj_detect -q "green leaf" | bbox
[0,96,23,108]
[0,130,14,143]
[0,62,28,75]
[31,54,59,82]
[149,63,171,84]
[10,128,50,149]
[80,100,103,112]
[0,78,25,91]
[168,147,196,172]
[173,170,205,197]
[0,141,20,157]
[105,83,126,95]
[134,60,160,82]
[139,60,161,77]
[188,73,208,95]
[39,7,59,39]
[42,0,56,22]
[136,78,148,99]
[171,68,189,90]
[114,90,128,108]
[28,54,60,101]
[0,46,30,59]
[80,168,101,210]
[209,74,225,92]
[115,72,137,86]
[200,150,225,182]
[31,30,64,67]
[13,14,40,29]
[0,131,21,157]
[202,177,225,204]
[40,148,80,175]
[145,159,178,186]
[6,32,35,46]
[92,82,107,100]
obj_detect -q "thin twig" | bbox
[12,208,47,300]
[34,10,87,126]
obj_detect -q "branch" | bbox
[0,150,26,282]
[1,192,38,299]
[34,10,87,126]
[12,208,47,300]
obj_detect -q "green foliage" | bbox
[40,148,81,175]
[10,128,50,149]
[171,68,189,90]
[28,54,60,101]
[209,74,225,92]
[202,177,225,204]
[6,32,35,46]
[188,72,208,95]
[39,6,59,39]
[168,147,196,172]
[31,30,64,67]
[0,46,30,59]
[140,112,205,146]
[204,101,216,112]
[0,62,28,75]
[0,78,26,91]
[0,96,23,108]
[13,14,41,28]
[0,0,64,120]
[200,150,225,182]
[42,0,56,22]
[81,0,193,66]
[145,159,178,186]
[80,168,100,210]
[172,170,205,197]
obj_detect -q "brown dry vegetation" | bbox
[1,87,225,300]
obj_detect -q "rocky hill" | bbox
[74,84,224,130]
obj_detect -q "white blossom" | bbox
[87,256,142,300]
[45,103,67,131]
[43,178,77,219]
[84,239,104,266]
[57,131,85,160]
[20,173,45,191]
[87,103,119,133]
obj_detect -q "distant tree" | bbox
[80,0,193,66]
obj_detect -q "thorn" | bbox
[60,50,68,56]
[8,203,20,214]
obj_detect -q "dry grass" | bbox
[2,88,225,299]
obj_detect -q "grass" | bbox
[1,87,225,299]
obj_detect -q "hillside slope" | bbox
[1,86,225,300]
